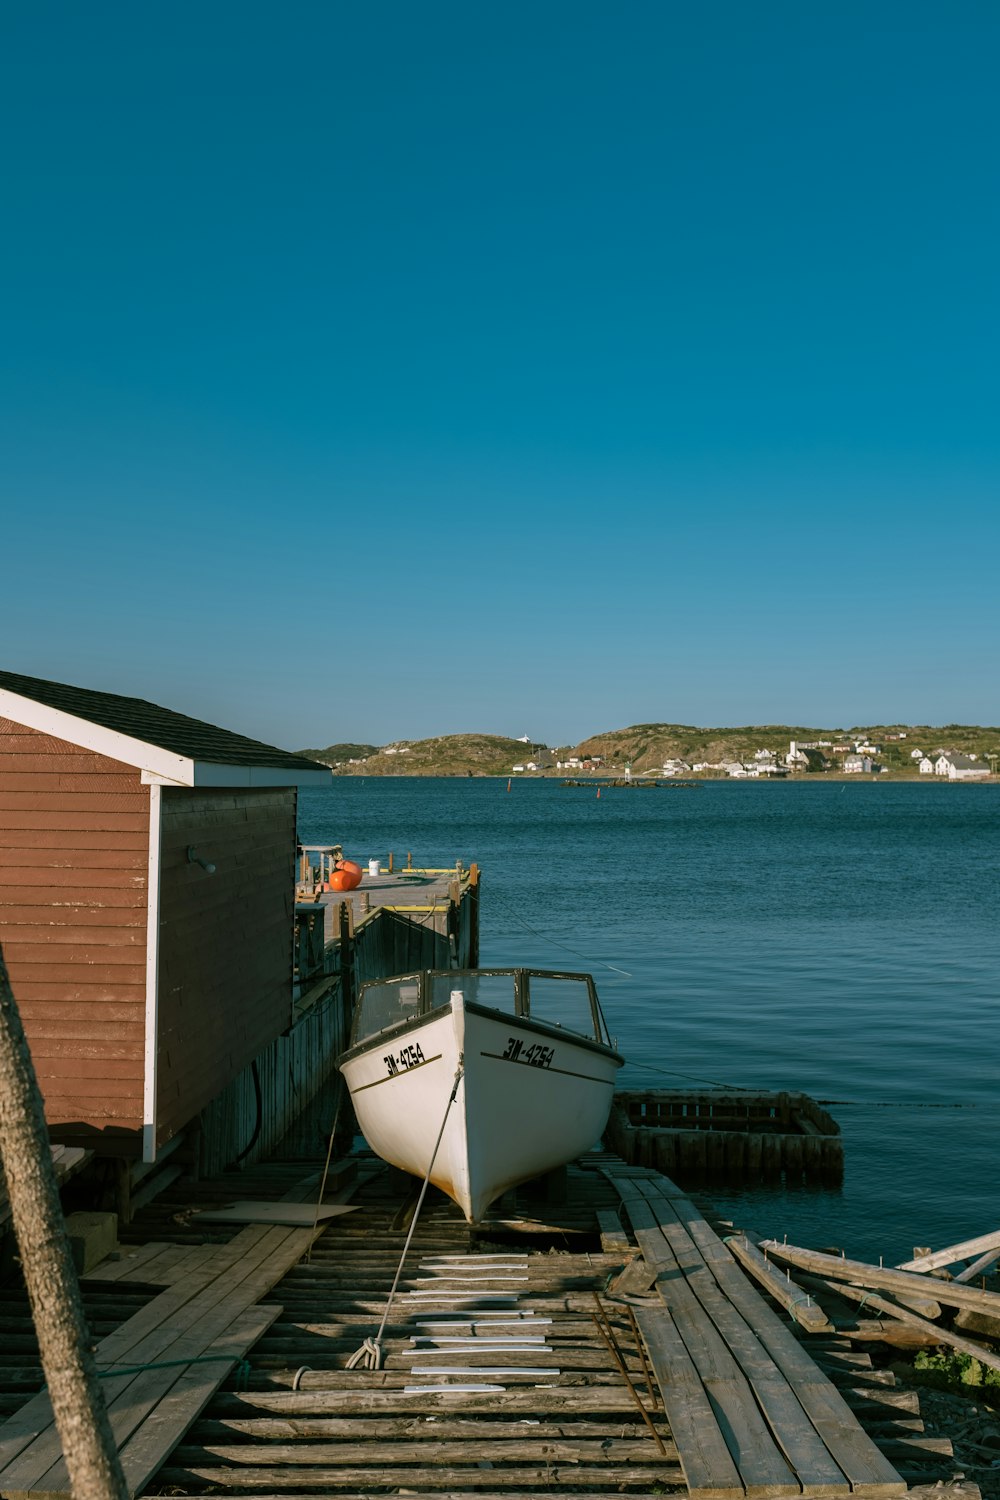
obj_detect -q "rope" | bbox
[346,1057,465,1372]
[305,1075,346,1263]
[628,1060,753,1091]
[488,890,632,977]
[818,1099,985,1110]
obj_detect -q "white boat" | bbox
[339,967,624,1222]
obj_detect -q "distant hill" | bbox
[577,722,1000,771]
[575,723,839,771]
[297,742,379,767]
[305,733,535,776]
[297,723,1000,776]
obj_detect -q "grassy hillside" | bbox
[577,723,1000,773]
[575,724,834,771]
[297,742,379,767]
[298,723,1000,775]
[323,733,532,776]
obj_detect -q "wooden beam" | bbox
[897,1226,1000,1273]
[760,1239,1000,1318]
[722,1235,833,1334]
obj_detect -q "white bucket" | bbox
[368,858,381,878]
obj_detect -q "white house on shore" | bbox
[662,758,692,776]
[921,752,991,779]
[941,753,990,780]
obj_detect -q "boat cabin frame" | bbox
[347,966,614,1053]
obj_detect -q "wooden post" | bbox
[467,864,480,968]
[0,945,128,1500]
[388,851,394,873]
[338,901,355,1013]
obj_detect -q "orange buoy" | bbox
[340,859,362,877]
[329,867,362,891]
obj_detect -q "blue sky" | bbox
[2,2,997,748]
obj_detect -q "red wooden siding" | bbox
[155,787,296,1152]
[0,719,149,1147]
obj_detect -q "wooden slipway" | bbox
[0,1151,978,1500]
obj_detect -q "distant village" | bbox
[307,727,997,780]
[513,735,995,780]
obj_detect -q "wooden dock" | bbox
[0,1146,978,1500]
[294,863,481,998]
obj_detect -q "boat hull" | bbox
[340,998,622,1222]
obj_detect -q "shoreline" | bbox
[322,769,998,783]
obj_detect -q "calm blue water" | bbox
[298,778,1000,1262]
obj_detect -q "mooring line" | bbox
[488,890,633,977]
[346,1057,465,1371]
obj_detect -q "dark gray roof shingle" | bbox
[0,669,324,773]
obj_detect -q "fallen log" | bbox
[898,1227,1000,1274]
[790,1275,1000,1376]
[722,1234,832,1332]
[758,1240,1000,1319]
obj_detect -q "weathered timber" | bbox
[897,1227,1000,1273]
[954,1248,1000,1284]
[169,1436,681,1465]
[7,1140,965,1500]
[607,1090,843,1188]
[4,1307,282,1500]
[732,1228,941,1322]
[612,1173,906,1498]
[760,1240,1000,1317]
[722,1235,833,1333]
[595,1207,632,1253]
[81,1242,173,1284]
[198,1380,922,1419]
[632,1304,747,1500]
[190,1415,674,1439]
[155,1464,689,1490]
[0,1225,317,1498]
[800,1274,1000,1376]
[618,1187,829,1495]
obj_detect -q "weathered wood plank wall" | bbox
[193,883,475,1178]
[0,718,149,1145]
[156,787,298,1153]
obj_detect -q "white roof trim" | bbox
[0,686,330,788]
[0,687,194,781]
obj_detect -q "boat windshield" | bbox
[427,972,518,1016]
[351,969,606,1048]
[352,977,422,1042]
[526,973,599,1041]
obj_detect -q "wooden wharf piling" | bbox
[608,1090,844,1188]
[0,1139,977,1500]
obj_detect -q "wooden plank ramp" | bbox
[0,1223,320,1499]
[105,1156,970,1500]
[148,1166,686,1498]
[0,1147,978,1500]
[607,1168,909,1500]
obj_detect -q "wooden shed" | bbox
[0,669,330,1162]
